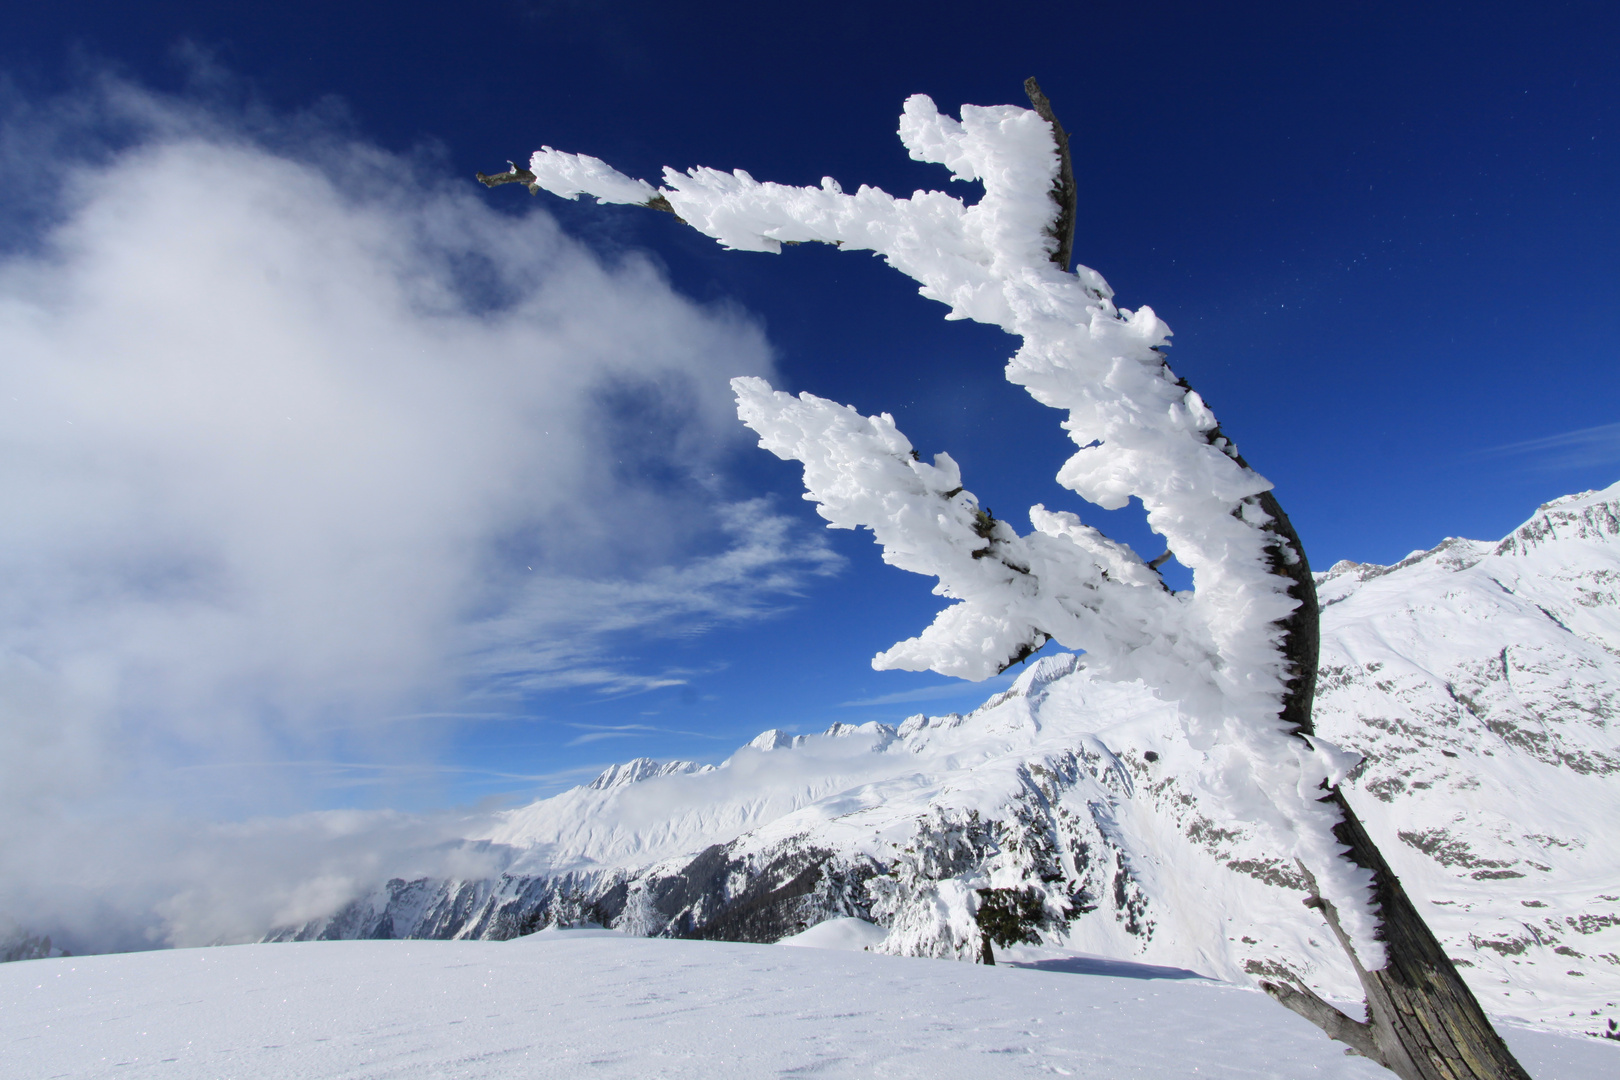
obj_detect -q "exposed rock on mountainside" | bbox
[269,483,1620,1036]
[0,920,69,963]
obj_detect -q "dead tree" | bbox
[1035,83,1529,1080]
[481,79,1532,1080]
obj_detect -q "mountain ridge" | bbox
[265,481,1619,1036]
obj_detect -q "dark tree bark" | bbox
[1269,803,1534,1080]
[1228,459,1529,1078]
[1027,85,1532,1080]
[1022,78,1077,273]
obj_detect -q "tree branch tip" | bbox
[1017,78,1075,273]
[476,163,538,191]
[1261,979,1383,1063]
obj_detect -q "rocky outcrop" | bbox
[1,924,68,963]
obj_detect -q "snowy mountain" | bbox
[269,482,1620,1038]
[0,919,69,964]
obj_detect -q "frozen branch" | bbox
[1261,978,1383,1063]
[475,162,539,192]
[1022,77,1076,272]
[496,85,1533,1079]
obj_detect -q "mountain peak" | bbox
[588,758,709,790]
[1493,481,1620,558]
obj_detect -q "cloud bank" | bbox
[0,78,833,952]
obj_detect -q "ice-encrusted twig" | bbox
[733,377,1185,680]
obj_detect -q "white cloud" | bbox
[837,673,1017,708]
[1,802,519,952]
[1480,421,1620,471]
[0,79,834,952]
[470,499,839,696]
[561,721,720,747]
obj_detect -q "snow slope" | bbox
[270,484,1620,1040]
[3,931,1611,1079]
[1312,483,1620,1031]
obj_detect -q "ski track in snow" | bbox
[3,931,1612,1079]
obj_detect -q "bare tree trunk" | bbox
[1159,213,1531,1080]
[1171,351,1527,1077]
[1262,792,1533,1080]
[1232,489,1531,1077]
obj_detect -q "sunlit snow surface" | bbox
[3,931,1611,1079]
[9,487,1620,1074]
[781,915,890,951]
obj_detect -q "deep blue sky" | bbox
[3,0,1617,810]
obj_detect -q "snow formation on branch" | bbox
[731,378,1189,682]
[525,95,1383,964]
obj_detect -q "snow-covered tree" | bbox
[485,81,1529,1080]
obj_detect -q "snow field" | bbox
[4,931,1612,1079]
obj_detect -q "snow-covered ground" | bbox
[3,929,1613,1079]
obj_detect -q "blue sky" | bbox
[0,0,1616,828]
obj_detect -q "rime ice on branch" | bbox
[521,94,1381,963]
[511,88,1533,1080]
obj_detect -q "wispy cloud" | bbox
[562,722,721,747]
[1477,421,1620,471]
[381,712,547,723]
[838,673,1017,708]
[176,759,585,784]
[466,499,840,698]
[565,731,641,745]
[0,73,836,956]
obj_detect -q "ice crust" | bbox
[527,97,1379,960]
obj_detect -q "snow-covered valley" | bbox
[258,483,1620,1043]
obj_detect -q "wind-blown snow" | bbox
[527,93,1378,962]
[3,932,1609,1079]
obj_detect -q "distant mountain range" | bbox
[267,481,1618,1036]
